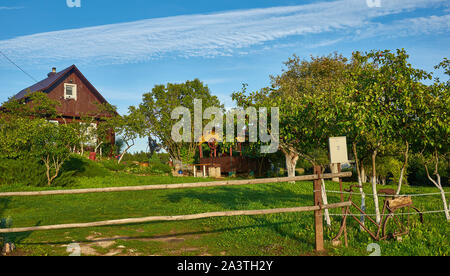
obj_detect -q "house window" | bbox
[64,83,77,100]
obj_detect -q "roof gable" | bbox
[13,65,108,105]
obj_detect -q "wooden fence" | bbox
[0,170,352,252]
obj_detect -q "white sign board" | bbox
[329,137,348,164]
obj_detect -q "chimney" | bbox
[47,67,57,77]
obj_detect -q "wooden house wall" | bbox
[45,71,104,118]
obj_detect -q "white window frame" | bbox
[64,83,77,100]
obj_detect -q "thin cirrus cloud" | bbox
[0,0,448,67]
[0,6,23,10]
[358,14,450,39]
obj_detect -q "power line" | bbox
[0,50,38,82]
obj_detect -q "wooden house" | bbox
[11,65,113,124]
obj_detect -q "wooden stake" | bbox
[314,165,324,252]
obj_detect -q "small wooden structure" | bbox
[196,131,269,177]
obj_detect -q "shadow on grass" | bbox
[14,184,318,249]
[163,185,315,245]
[1,198,40,246]
[19,219,313,248]
[165,185,313,210]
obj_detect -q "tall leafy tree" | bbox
[233,54,350,179]
[346,49,426,223]
[233,54,350,226]
[138,79,222,164]
[415,59,450,220]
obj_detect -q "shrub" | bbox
[0,158,76,187]
[124,162,171,175]
[0,158,47,187]
[149,162,172,175]
[61,155,110,178]
[52,171,77,187]
[99,159,128,172]
[157,153,170,165]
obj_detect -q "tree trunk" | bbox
[95,141,104,154]
[429,175,450,221]
[372,150,381,224]
[43,156,62,187]
[425,155,450,221]
[439,185,450,221]
[284,151,299,183]
[396,141,409,195]
[118,141,134,164]
[45,161,51,186]
[361,165,367,183]
[258,157,266,177]
[353,143,366,226]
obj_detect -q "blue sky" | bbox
[0,0,449,152]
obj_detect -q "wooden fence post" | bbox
[314,165,324,252]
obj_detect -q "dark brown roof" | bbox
[12,65,108,104]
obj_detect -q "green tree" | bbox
[108,106,145,164]
[233,54,350,177]
[138,79,223,165]
[0,116,42,159]
[344,49,430,223]
[233,54,350,226]
[415,59,450,220]
[30,122,77,186]
[1,91,60,119]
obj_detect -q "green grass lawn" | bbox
[0,173,449,256]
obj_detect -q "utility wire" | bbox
[0,50,38,82]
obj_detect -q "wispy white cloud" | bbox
[304,38,345,49]
[356,14,450,40]
[0,0,447,66]
[0,6,23,10]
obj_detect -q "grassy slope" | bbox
[0,174,448,256]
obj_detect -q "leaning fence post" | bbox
[314,165,324,252]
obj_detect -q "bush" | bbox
[99,159,128,172]
[125,161,172,175]
[157,153,170,165]
[149,162,172,175]
[119,151,150,163]
[0,158,75,187]
[0,158,47,187]
[61,155,110,178]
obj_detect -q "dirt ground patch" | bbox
[64,231,209,256]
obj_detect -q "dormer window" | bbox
[64,83,77,100]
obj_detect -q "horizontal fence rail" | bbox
[0,172,352,198]
[0,202,351,234]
